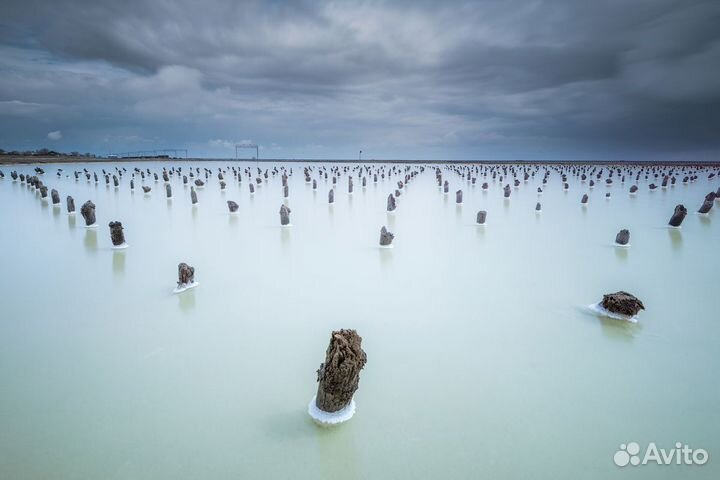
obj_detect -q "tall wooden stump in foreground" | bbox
[310,329,367,425]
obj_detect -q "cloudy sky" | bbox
[1,0,719,160]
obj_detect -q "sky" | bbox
[1,0,719,160]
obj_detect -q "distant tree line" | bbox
[0,148,96,158]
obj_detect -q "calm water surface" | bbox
[0,161,718,479]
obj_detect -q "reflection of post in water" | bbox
[668,227,682,252]
[317,426,360,480]
[379,247,392,267]
[476,223,486,240]
[698,214,711,228]
[178,288,196,312]
[328,203,335,228]
[281,226,290,248]
[84,228,98,251]
[112,250,126,275]
[614,245,628,261]
[599,315,640,343]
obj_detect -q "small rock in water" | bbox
[668,204,688,227]
[142,186,151,194]
[80,200,96,226]
[629,185,638,194]
[279,204,292,225]
[456,190,463,204]
[166,184,172,198]
[328,189,335,204]
[379,226,394,246]
[108,221,126,246]
[503,184,511,198]
[51,189,60,205]
[227,200,239,213]
[615,229,630,245]
[66,196,75,213]
[601,291,645,317]
[581,194,589,204]
[191,187,198,204]
[535,202,542,211]
[387,193,396,212]
[177,262,195,287]
[697,199,713,214]
[476,210,487,224]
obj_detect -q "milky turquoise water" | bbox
[0,161,718,479]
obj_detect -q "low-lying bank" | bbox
[2,154,719,167]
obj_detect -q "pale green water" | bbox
[0,161,718,479]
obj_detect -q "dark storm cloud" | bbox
[1,0,719,159]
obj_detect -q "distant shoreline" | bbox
[1,155,719,167]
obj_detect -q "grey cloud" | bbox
[1,0,719,159]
